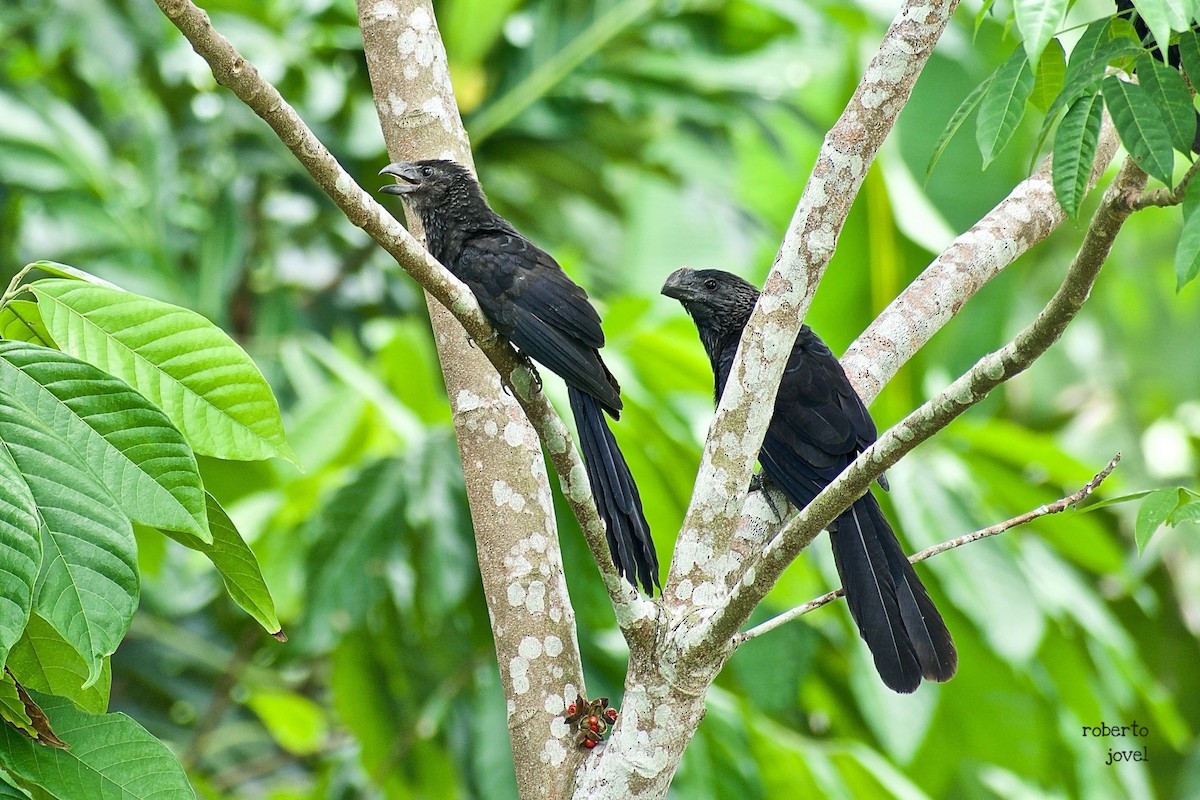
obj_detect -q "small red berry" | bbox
[588,715,599,728]
[567,703,577,715]
[584,738,597,749]
[605,708,618,722]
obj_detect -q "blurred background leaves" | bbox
[2,0,1199,797]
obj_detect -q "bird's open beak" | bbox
[661,267,699,301]
[379,162,421,195]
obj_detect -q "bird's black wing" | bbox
[455,231,622,413]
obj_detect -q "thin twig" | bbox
[737,453,1122,644]
[1130,158,1200,209]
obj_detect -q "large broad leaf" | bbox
[0,341,206,540]
[0,691,194,799]
[1015,0,1068,67]
[977,47,1035,168]
[0,443,39,667]
[1101,75,1177,185]
[164,494,283,639]
[1136,55,1198,155]
[1178,30,1200,90]
[30,279,294,464]
[6,613,111,715]
[1045,19,1142,121]
[1052,92,1105,217]
[1131,0,1189,62]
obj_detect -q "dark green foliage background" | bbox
[2,0,1199,798]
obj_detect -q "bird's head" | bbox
[378,159,484,215]
[661,267,761,335]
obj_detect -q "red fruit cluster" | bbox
[563,693,619,750]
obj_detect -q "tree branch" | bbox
[842,114,1120,404]
[698,156,1148,652]
[1130,156,1200,209]
[153,0,651,628]
[737,452,1122,643]
[669,0,962,597]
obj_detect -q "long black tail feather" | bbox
[829,494,957,693]
[569,387,659,593]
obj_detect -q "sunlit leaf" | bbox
[1015,0,1068,67]
[1029,40,1067,113]
[1136,55,1198,155]
[978,48,1036,168]
[0,443,39,667]
[31,279,294,464]
[1131,0,1186,61]
[1101,75,1176,185]
[245,688,328,755]
[0,302,52,347]
[0,691,193,799]
[1052,93,1105,216]
[6,613,111,715]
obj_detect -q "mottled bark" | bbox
[355,2,588,795]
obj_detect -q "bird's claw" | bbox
[518,352,543,394]
[466,330,500,349]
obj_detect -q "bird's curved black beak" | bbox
[661,267,699,301]
[379,162,421,195]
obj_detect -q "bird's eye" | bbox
[420,166,434,177]
[704,279,718,291]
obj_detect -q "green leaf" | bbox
[245,687,328,755]
[19,261,120,290]
[1175,180,1200,289]
[926,75,992,181]
[6,613,111,715]
[0,673,35,740]
[1052,92,1105,216]
[1015,0,1068,66]
[0,691,194,800]
[0,442,39,667]
[164,494,283,639]
[1178,30,1200,89]
[977,48,1036,168]
[0,340,206,540]
[1137,55,1198,155]
[1101,75,1177,185]
[1135,487,1180,553]
[1170,500,1200,524]
[0,303,52,347]
[1131,0,1187,61]
[1047,20,1142,121]
[1029,39,1067,113]
[30,280,294,464]
[974,0,998,39]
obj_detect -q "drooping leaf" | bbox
[1131,0,1187,61]
[3,675,65,748]
[0,340,207,540]
[1053,93,1105,216]
[1046,20,1143,121]
[0,691,194,799]
[0,672,35,740]
[30,279,294,464]
[163,494,283,639]
[977,48,1036,168]
[0,303,52,347]
[1015,0,1068,66]
[6,613,111,715]
[1029,39,1067,113]
[1101,75,1177,185]
[926,75,992,181]
[0,443,39,667]
[1136,55,1198,155]
[1135,487,1181,553]
[1175,180,1200,288]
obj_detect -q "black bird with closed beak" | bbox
[662,267,956,693]
[380,159,659,594]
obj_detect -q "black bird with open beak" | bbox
[662,266,956,693]
[380,159,659,594]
